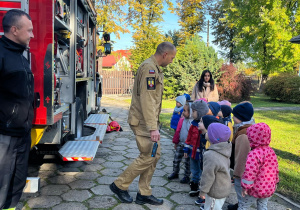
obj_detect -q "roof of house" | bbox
[102,50,131,68]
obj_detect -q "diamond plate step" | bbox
[84,114,109,125]
[76,124,106,142]
[58,141,99,161]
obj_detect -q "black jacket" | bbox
[0,36,34,137]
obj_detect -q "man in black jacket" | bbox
[0,9,34,210]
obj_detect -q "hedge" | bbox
[264,74,300,104]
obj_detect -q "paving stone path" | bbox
[18,96,299,210]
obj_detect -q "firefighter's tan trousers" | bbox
[114,126,161,196]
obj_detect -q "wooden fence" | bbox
[100,69,134,95]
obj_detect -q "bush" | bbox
[217,64,253,102]
[264,73,300,104]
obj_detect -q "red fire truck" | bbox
[0,0,108,168]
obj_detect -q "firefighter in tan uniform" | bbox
[110,42,176,205]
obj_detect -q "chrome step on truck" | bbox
[58,113,109,161]
[24,113,109,193]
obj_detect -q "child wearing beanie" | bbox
[194,115,223,205]
[198,123,232,210]
[168,102,193,184]
[239,123,279,209]
[170,95,186,130]
[227,102,255,210]
[183,93,191,101]
[218,105,233,142]
[217,100,231,107]
[183,100,209,197]
[207,102,221,116]
[195,98,208,103]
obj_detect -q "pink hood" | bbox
[247,123,271,149]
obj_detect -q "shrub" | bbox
[217,64,253,102]
[264,73,300,103]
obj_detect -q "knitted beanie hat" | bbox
[232,102,254,122]
[207,102,221,116]
[195,98,208,103]
[218,100,232,107]
[202,115,222,130]
[191,100,209,120]
[208,123,231,144]
[183,93,191,101]
[176,95,186,106]
[220,105,233,118]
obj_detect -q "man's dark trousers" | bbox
[0,132,31,209]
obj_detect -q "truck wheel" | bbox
[29,147,45,163]
[75,97,84,138]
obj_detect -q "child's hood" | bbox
[247,123,271,148]
[208,141,232,158]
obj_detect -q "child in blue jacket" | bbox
[170,95,187,130]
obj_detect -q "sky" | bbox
[109,5,221,54]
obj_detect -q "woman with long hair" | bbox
[191,70,219,102]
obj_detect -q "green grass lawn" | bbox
[159,110,300,202]
[254,111,300,202]
[124,93,299,108]
[231,93,300,107]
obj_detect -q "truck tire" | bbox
[75,97,84,138]
[29,147,45,163]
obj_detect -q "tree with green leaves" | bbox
[209,0,242,63]
[171,0,206,39]
[165,30,181,47]
[95,0,131,38]
[127,0,173,72]
[222,0,300,86]
[164,35,223,98]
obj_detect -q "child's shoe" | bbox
[180,176,190,184]
[167,173,179,180]
[195,197,205,205]
[189,181,199,197]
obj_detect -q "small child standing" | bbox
[170,95,186,130]
[219,105,233,141]
[198,123,232,210]
[183,100,209,196]
[228,102,255,210]
[195,115,223,205]
[239,123,279,209]
[168,102,193,183]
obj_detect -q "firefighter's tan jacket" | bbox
[127,55,163,134]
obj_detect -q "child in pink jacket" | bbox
[239,123,279,210]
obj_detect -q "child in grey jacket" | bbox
[199,123,232,210]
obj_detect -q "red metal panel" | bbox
[0,2,22,33]
[0,2,21,8]
[29,0,53,125]
[0,11,6,32]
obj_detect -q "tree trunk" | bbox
[257,72,263,91]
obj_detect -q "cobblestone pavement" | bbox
[18,96,299,210]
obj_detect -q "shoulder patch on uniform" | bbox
[146,77,156,90]
[149,69,155,74]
